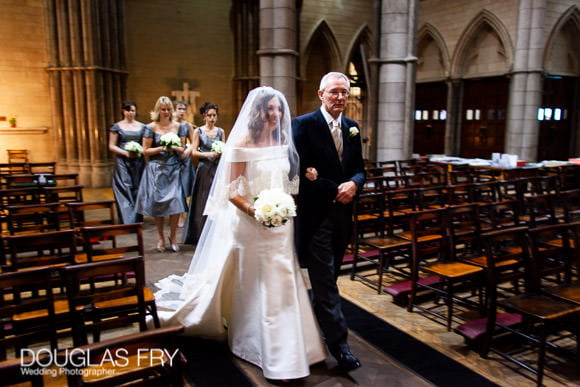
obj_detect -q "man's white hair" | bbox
[319,72,350,91]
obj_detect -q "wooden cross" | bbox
[171,82,200,122]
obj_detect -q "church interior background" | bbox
[0,0,579,187]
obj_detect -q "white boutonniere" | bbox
[349,126,359,138]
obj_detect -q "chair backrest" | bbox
[522,193,558,228]
[561,188,580,223]
[446,203,482,259]
[61,325,184,387]
[7,149,29,164]
[0,267,59,360]
[63,256,148,346]
[28,162,56,175]
[79,223,144,262]
[353,192,384,239]
[40,185,84,204]
[408,207,447,260]
[67,200,116,230]
[6,202,65,235]
[528,222,579,290]
[477,200,521,230]
[480,226,530,300]
[5,229,77,271]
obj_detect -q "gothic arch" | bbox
[450,9,513,79]
[417,23,450,82]
[544,5,580,76]
[299,20,342,114]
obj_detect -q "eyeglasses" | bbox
[326,90,350,98]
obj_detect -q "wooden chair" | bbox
[477,226,580,386]
[40,184,84,204]
[405,208,484,330]
[529,222,580,305]
[477,200,521,233]
[0,267,60,360]
[6,202,65,235]
[7,149,29,165]
[0,356,45,387]
[561,188,580,223]
[4,229,77,272]
[519,193,559,228]
[28,162,56,174]
[350,191,411,293]
[59,325,185,387]
[77,222,143,264]
[63,256,160,346]
[446,203,482,261]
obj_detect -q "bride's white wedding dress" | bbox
[155,146,326,380]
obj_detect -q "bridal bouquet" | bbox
[124,141,143,157]
[253,188,296,228]
[159,132,181,150]
[211,140,225,154]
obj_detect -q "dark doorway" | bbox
[460,77,508,159]
[537,76,577,161]
[414,82,447,155]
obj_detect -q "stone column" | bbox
[258,0,298,113]
[45,0,126,187]
[373,0,419,161]
[505,0,546,161]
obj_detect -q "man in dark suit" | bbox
[292,72,365,371]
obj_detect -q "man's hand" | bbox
[335,181,357,204]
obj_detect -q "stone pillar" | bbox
[373,0,419,161]
[505,0,546,161]
[445,80,462,155]
[258,0,298,113]
[45,0,126,187]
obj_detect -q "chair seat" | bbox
[547,283,580,305]
[75,252,124,264]
[384,275,442,297]
[422,261,483,278]
[363,236,411,249]
[499,293,580,321]
[460,255,518,268]
[454,312,522,341]
[94,287,155,309]
[398,232,442,242]
[13,299,73,320]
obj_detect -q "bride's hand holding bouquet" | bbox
[252,188,297,228]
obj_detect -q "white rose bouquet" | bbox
[124,141,143,157]
[159,132,181,150]
[253,188,297,228]
[211,140,225,154]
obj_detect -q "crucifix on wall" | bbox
[171,82,200,123]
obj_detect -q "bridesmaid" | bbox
[135,96,187,252]
[174,100,196,228]
[182,102,225,245]
[108,101,145,224]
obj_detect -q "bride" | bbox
[154,86,326,380]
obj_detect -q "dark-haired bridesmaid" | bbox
[108,100,145,224]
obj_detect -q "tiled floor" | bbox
[39,189,580,386]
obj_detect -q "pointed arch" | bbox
[451,9,513,79]
[417,23,450,82]
[299,20,342,114]
[544,5,580,76]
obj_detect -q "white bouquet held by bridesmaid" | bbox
[159,132,181,150]
[124,141,143,157]
[211,140,225,154]
[253,188,296,228]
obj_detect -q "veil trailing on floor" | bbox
[154,86,300,317]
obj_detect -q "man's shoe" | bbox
[331,349,361,371]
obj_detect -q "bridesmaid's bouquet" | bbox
[159,132,181,150]
[211,140,225,154]
[124,141,143,157]
[253,188,296,228]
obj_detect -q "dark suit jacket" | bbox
[292,109,366,257]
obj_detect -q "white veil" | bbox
[154,86,299,311]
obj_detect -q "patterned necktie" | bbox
[331,120,343,160]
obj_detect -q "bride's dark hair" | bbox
[247,89,288,145]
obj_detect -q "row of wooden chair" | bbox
[1,199,116,268]
[0,222,170,384]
